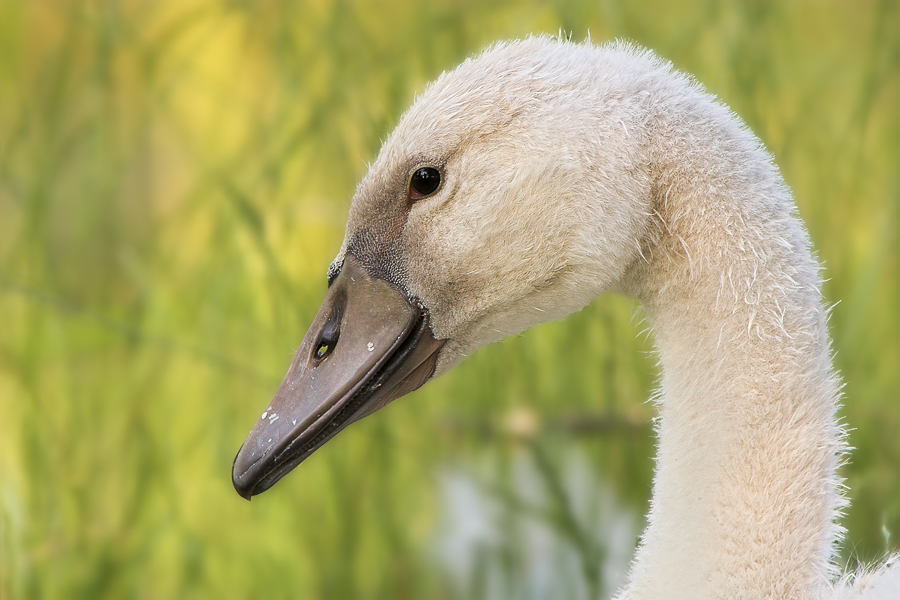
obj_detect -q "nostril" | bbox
[312,330,338,364]
[311,307,342,365]
[314,341,332,361]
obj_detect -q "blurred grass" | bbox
[0,1,897,598]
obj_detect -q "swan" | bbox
[231,37,899,599]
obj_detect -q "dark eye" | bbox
[408,167,441,200]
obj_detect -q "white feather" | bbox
[338,36,898,599]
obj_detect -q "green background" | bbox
[1,1,898,598]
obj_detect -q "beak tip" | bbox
[232,444,257,500]
[233,472,256,501]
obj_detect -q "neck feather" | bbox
[617,96,845,599]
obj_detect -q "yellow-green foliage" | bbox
[1,1,897,598]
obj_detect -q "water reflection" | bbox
[433,444,637,599]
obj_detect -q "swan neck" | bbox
[618,107,844,598]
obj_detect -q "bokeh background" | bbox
[1,1,898,598]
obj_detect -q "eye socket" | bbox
[408,167,441,200]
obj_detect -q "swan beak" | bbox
[232,254,445,499]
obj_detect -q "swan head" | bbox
[233,38,654,498]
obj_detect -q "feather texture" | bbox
[334,37,898,599]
